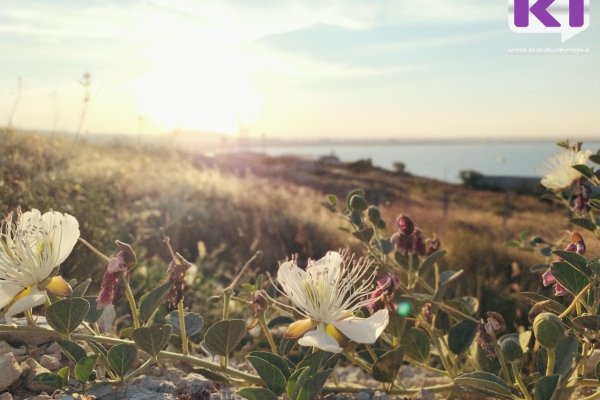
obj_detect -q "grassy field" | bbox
[1,129,593,327]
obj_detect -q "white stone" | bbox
[0,353,23,389]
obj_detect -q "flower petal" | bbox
[41,211,80,268]
[298,325,343,353]
[307,251,342,281]
[0,281,24,309]
[4,290,46,320]
[277,260,309,310]
[284,318,315,339]
[541,269,555,287]
[333,309,389,344]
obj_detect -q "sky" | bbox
[1,0,599,140]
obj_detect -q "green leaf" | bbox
[386,312,407,338]
[164,310,204,338]
[287,367,311,400]
[352,227,374,242]
[32,372,64,389]
[534,374,560,400]
[552,250,588,272]
[595,360,600,381]
[572,164,594,178]
[590,154,600,165]
[267,316,294,329]
[536,336,578,377]
[521,293,566,314]
[247,356,287,395]
[571,218,597,232]
[326,194,337,206]
[371,347,404,383]
[448,320,478,355]
[46,297,90,336]
[590,199,600,210]
[57,339,87,363]
[132,324,172,357]
[295,369,333,400]
[138,281,172,322]
[550,261,589,294]
[574,315,600,330]
[83,296,104,323]
[194,368,231,384]
[107,343,137,378]
[237,387,278,400]
[203,319,246,356]
[439,270,463,287]
[296,351,336,374]
[401,328,430,363]
[72,278,92,298]
[419,250,446,273]
[455,371,513,398]
[248,351,291,379]
[75,355,99,383]
[57,366,70,386]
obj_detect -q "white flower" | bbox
[0,209,80,320]
[541,149,591,190]
[276,251,389,353]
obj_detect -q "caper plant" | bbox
[2,141,600,400]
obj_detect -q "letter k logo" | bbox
[514,0,561,27]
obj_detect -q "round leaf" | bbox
[448,320,478,355]
[238,387,278,400]
[75,355,99,383]
[203,319,246,356]
[247,356,287,396]
[401,328,430,363]
[372,347,404,383]
[107,343,137,378]
[46,298,90,336]
[138,282,172,322]
[165,310,204,337]
[132,324,172,357]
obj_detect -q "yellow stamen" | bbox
[41,276,73,297]
[326,324,347,346]
[3,286,32,312]
[284,318,315,339]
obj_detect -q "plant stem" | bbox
[321,382,454,396]
[124,356,156,381]
[559,282,593,318]
[24,309,35,326]
[120,271,140,329]
[177,299,189,356]
[78,238,111,262]
[511,363,532,400]
[546,347,555,376]
[257,313,278,355]
[365,344,378,364]
[491,341,511,383]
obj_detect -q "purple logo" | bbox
[509,0,590,42]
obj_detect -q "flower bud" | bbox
[251,290,269,314]
[528,300,553,324]
[533,312,565,349]
[426,236,441,256]
[349,195,368,211]
[412,229,426,257]
[572,184,591,213]
[484,312,506,338]
[500,337,523,363]
[367,206,381,224]
[396,215,414,235]
[421,303,433,324]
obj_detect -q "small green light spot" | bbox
[397,302,411,317]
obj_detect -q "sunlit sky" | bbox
[1,0,599,140]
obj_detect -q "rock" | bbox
[0,392,14,400]
[54,395,76,400]
[372,392,388,400]
[39,354,60,371]
[150,365,162,377]
[22,358,53,392]
[355,392,371,400]
[2,317,54,346]
[99,386,176,400]
[0,340,27,356]
[23,395,52,400]
[413,389,435,400]
[175,373,213,398]
[0,353,23,389]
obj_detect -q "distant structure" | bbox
[460,170,543,195]
[318,153,341,165]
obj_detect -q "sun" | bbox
[133,41,262,134]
